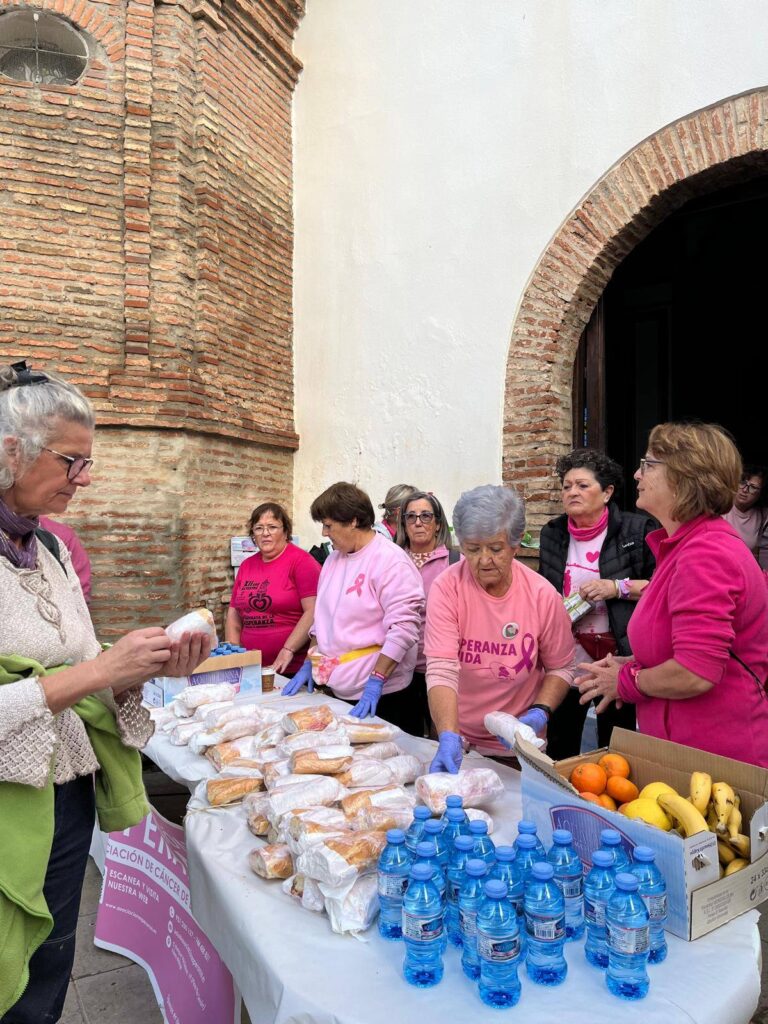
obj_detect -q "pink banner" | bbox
[94,811,237,1024]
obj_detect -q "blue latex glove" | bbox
[281,660,314,697]
[429,730,463,774]
[348,674,384,719]
[517,707,549,737]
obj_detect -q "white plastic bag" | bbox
[338,716,400,744]
[484,710,546,751]
[166,608,218,645]
[176,683,237,710]
[277,728,349,757]
[385,754,424,786]
[266,777,348,824]
[351,741,403,761]
[324,874,380,935]
[334,759,395,788]
[415,767,504,813]
[295,831,386,889]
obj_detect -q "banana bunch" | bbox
[688,772,751,873]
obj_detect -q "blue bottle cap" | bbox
[413,806,432,821]
[465,859,488,877]
[517,820,537,834]
[494,845,517,862]
[531,862,554,881]
[591,851,614,869]
[446,808,465,823]
[632,846,655,862]
[386,829,406,844]
[423,819,442,835]
[615,872,640,891]
[485,879,508,899]
[469,820,488,835]
[515,834,537,850]
[454,835,474,852]
[415,841,437,859]
[552,829,573,845]
[601,829,621,846]
[410,863,434,881]
[445,795,464,808]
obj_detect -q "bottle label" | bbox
[477,931,521,963]
[378,873,409,899]
[641,893,667,921]
[559,875,583,899]
[459,907,477,937]
[402,911,444,942]
[606,921,650,954]
[584,897,606,927]
[526,911,565,941]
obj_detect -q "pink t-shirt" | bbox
[230,543,320,674]
[564,531,610,636]
[39,516,92,604]
[424,559,575,754]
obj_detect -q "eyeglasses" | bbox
[252,525,283,535]
[639,457,664,475]
[42,446,93,481]
[738,480,761,495]
[404,512,436,524]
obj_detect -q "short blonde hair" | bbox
[647,422,741,521]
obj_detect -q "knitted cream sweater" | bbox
[0,540,152,789]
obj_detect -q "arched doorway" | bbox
[504,87,768,527]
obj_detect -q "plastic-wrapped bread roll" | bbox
[244,793,271,836]
[204,703,283,729]
[172,700,195,719]
[252,747,284,770]
[262,759,292,788]
[285,807,349,840]
[338,717,399,744]
[266,777,348,824]
[169,720,208,746]
[269,773,325,793]
[295,830,387,889]
[277,728,348,758]
[281,874,325,913]
[166,607,218,644]
[324,874,379,935]
[291,746,354,776]
[206,776,263,806]
[149,706,177,728]
[349,803,415,833]
[248,843,293,880]
[385,754,424,786]
[281,704,336,734]
[334,759,395,788]
[193,700,235,723]
[484,710,546,751]
[175,682,237,710]
[351,741,402,761]
[415,767,504,814]
[206,734,267,770]
[340,785,414,818]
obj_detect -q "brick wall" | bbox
[503,88,768,533]
[0,0,305,635]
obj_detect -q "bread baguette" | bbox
[248,843,293,879]
[206,776,263,806]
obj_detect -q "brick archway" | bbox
[503,87,768,531]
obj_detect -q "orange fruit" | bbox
[618,803,631,815]
[605,776,640,804]
[570,762,607,795]
[598,753,631,779]
[596,793,618,811]
[580,792,601,804]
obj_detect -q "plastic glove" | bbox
[429,730,463,774]
[348,674,384,719]
[281,660,314,697]
[517,707,548,737]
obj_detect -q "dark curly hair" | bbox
[742,464,768,510]
[554,448,624,492]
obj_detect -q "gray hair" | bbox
[380,483,418,513]
[452,484,526,547]
[0,364,94,489]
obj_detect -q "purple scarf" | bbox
[0,495,38,569]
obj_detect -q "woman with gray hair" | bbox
[0,362,209,1022]
[424,484,575,772]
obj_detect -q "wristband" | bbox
[369,670,387,683]
[617,661,646,703]
[528,703,553,720]
[617,578,631,599]
[281,645,295,654]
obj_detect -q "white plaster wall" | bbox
[291,0,768,544]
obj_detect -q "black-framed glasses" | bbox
[42,446,93,480]
[404,511,436,524]
[738,480,761,495]
[639,457,664,475]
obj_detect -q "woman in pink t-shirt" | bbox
[425,485,575,771]
[226,502,320,676]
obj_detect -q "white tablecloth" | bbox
[144,691,763,1024]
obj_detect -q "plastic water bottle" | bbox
[514,833,540,885]
[605,873,650,1000]
[629,846,668,964]
[459,858,489,980]
[600,828,631,873]
[583,850,616,968]
[446,835,475,947]
[524,862,567,986]
[547,829,585,941]
[477,880,522,1008]
[402,863,444,988]
[423,818,451,869]
[405,806,432,855]
[469,819,496,867]
[377,828,412,940]
[515,819,546,859]
[414,841,446,902]
[490,846,526,953]
[442,794,468,824]
[442,807,471,851]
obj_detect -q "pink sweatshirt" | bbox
[617,515,768,767]
[39,516,92,604]
[424,559,575,754]
[412,545,457,671]
[312,533,425,699]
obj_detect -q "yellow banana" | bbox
[724,858,749,876]
[711,782,736,835]
[656,792,710,838]
[726,794,742,840]
[719,863,725,879]
[706,803,718,832]
[727,833,751,859]
[689,771,712,816]
[717,839,736,865]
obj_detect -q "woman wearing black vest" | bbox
[538,449,656,758]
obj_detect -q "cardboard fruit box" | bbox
[516,727,768,940]
[143,649,263,707]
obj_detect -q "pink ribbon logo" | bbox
[512,633,536,674]
[346,573,365,597]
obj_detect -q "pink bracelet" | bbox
[369,670,387,683]
[617,578,631,599]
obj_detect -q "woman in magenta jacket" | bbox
[579,422,768,767]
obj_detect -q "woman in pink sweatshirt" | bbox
[579,423,768,767]
[281,482,425,733]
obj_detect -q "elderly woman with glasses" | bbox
[0,362,209,1022]
[226,502,320,676]
[579,423,768,767]
[723,464,768,569]
[424,484,575,773]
